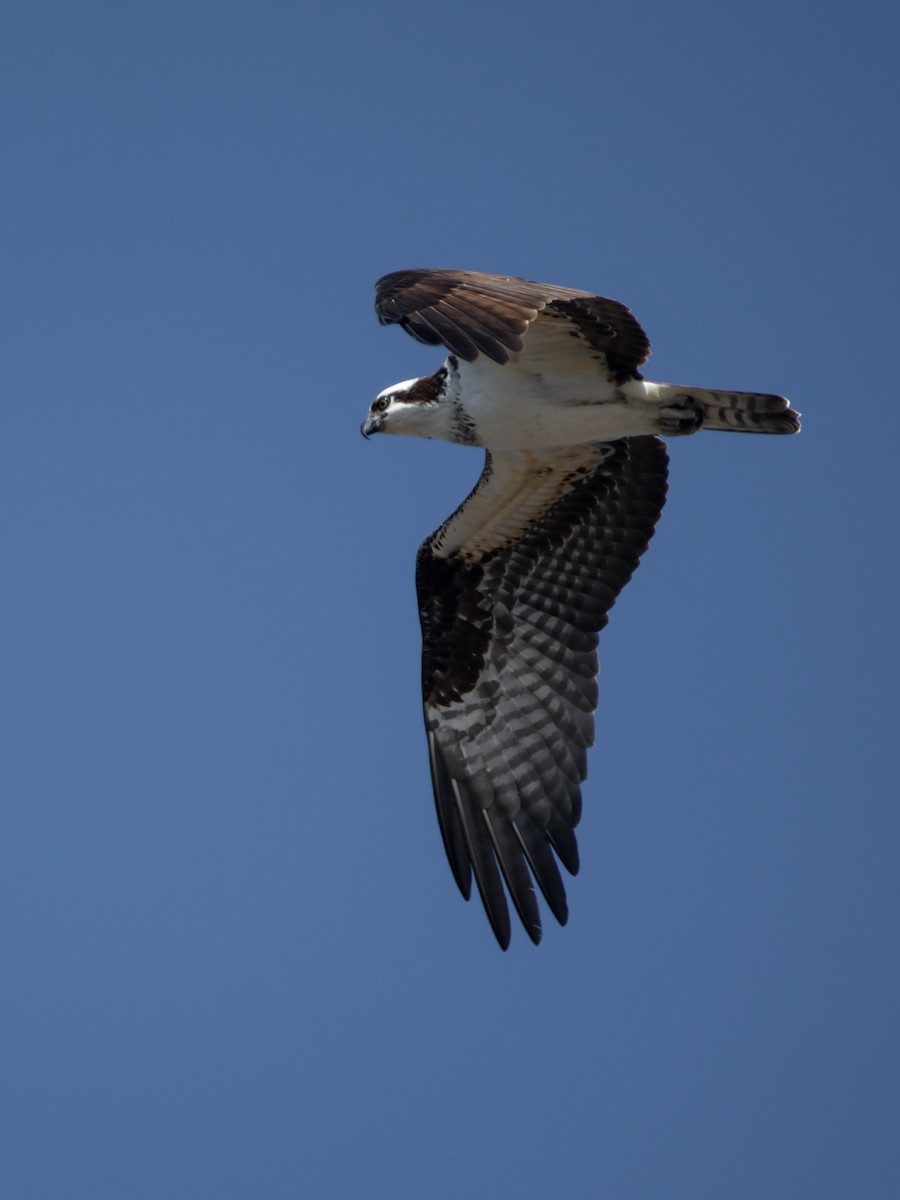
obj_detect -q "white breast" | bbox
[456,358,660,449]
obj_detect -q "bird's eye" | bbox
[373,397,389,413]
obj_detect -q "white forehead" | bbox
[375,377,420,402]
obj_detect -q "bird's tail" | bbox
[654,383,801,434]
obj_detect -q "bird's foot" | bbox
[657,395,705,436]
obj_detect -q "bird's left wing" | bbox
[375,268,650,378]
[416,435,669,948]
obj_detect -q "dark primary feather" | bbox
[416,437,669,948]
[376,268,651,380]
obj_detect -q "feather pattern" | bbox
[416,437,669,947]
[376,268,650,378]
[369,268,799,946]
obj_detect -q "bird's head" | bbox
[361,368,451,440]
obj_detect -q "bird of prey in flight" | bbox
[362,268,799,948]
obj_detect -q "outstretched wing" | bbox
[416,435,669,948]
[376,268,651,381]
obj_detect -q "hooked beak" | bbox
[360,413,383,439]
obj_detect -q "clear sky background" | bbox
[2,2,897,1197]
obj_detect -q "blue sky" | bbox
[2,2,898,1196]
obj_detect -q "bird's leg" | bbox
[656,394,705,436]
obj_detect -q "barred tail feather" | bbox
[663,385,801,434]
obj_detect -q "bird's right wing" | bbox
[416,435,669,948]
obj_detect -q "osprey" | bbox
[363,269,799,949]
